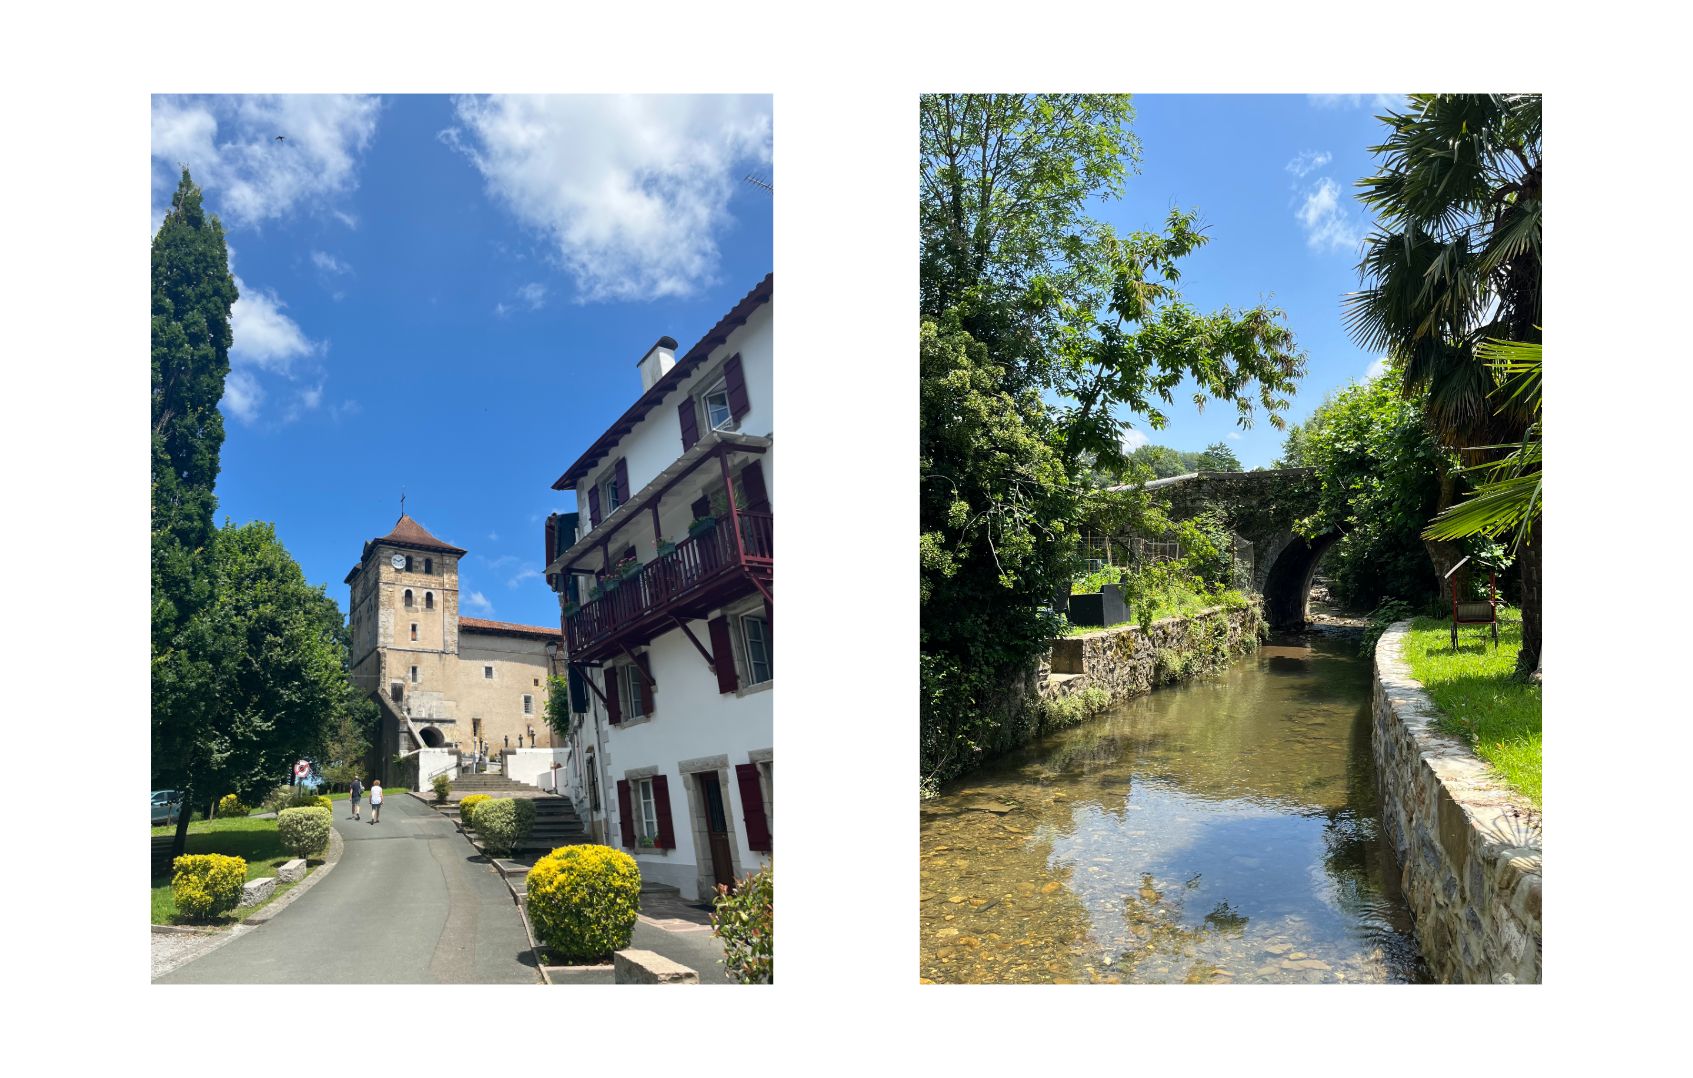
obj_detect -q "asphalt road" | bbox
[157,794,541,984]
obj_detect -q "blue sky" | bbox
[1088,93,1406,468]
[152,94,773,629]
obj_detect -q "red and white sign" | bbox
[294,760,310,778]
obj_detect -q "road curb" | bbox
[245,823,345,925]
[434,799,549,984]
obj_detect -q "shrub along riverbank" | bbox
[1400,608,1541,805]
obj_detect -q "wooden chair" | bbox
[1444,555,1499,651]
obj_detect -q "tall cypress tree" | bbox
[152,169,237,856]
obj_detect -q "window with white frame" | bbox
[599,469,622,514]
[522,694,533,715]
[697,377,737,432]
[618,664,647,720]
[740,614,772,685]
[633,777,658,841]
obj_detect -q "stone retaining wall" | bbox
[1039,604,1263,712]
[1372,622,1542,983]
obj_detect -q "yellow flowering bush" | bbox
[525,845,640,960]
[458,794,491,828]
[215,794,251,818]
[276,806,332,858]
[172,854,247,920]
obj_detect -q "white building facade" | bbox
[546,274,773,901]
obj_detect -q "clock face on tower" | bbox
[390,554,406,570]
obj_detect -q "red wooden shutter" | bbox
[652,775,677,849]
[723,353,749,420]
[604,668,623,724]
[588,486,602,528]
[739,461,769,513]
[736,763,771,853]
[616,780,636,847]
[678,398,700,452]
[636,652,654,714]
[614,458,630,505]
[708,616,739,694]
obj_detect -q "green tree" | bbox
[1422,339,1541,550]
[1282,373,1449,610]
[152,169,238,855]
[1345,93,1541,676]
[1195,441,1242,472]
[919,95,1307,784]
[320,694,378,788]
[188,522,350,806]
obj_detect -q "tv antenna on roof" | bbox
[744,174,772,195]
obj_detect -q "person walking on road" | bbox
[370,779,383,824]
[349,777,363,820]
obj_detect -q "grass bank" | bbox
[1064,580,1250,636]
[150,816,323,924]
[1401,608,1541,806]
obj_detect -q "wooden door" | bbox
[697,771,736,891]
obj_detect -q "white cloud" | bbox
[488,532,500,542]
[231,276,321,375]
[329,399,362,423]
[222,370,263,423]
[517,282,547,310]
[1365,356,1390,381]
[1120,427,1150,453]
[151,94,381,229]
[1308,94,1405,111]
[442,94,772,301]
[1227,431,1243,441]
[507,566,542,589]
[1295,178,1365,253]
[494,302,511,318]
[1285,150,1332,178]
[463,590,494,616]
[311,250,351,275]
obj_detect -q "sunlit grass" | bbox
[1401,608,1541,806]
[1063,578,1248,636]
[150,816,318,924]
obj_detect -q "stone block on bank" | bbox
[276,859,307,884]
[613,949,699,984]
[238,877,276,908]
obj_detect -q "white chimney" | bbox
[636,336,679,391]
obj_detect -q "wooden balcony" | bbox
[565,511,772,663]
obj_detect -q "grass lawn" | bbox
[150,816,324,925]
[1401,608,1541,806]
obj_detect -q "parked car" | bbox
[151,789,184,826]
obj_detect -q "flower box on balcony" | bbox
[619,560,643,582]
[688,516,718,538]
[657,540,677,557]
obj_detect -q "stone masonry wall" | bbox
[1039,604,1263,716]
[1372,622,1542,983]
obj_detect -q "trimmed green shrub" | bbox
[215,794,251,818]
[432,772,452,803]
[276,806,333,858]
[474,798,536,856]
[712,863,773,984]
[458,794,491,828]
[525,844,640,960]
[172,854,247,920]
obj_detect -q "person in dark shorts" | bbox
[349,776,363,820]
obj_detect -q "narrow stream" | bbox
[919,632,1431,984]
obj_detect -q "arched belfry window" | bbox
[424,557,433,574]
[425,592,435,610]
[404,589,414,607]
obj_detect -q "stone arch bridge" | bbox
[1112,469,1333,629]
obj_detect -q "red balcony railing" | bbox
[565,511,772,657]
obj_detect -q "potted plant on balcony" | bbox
[688,515,718,539]
[657,537,677,557]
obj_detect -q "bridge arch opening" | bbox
[1261,530,1341,630]
[419,725,446,749]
